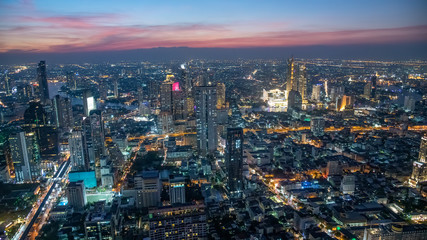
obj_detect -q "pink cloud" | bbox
[1,14,426,53]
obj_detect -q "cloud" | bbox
[1,12,426,53]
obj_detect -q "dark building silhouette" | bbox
[288,90,302,111]
[226,127,244,192]
[37,60,49,104]
[24,102,47,125]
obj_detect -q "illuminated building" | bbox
[195,85,217,157]
[364,224,427,240]
[160,79,173,113]
[216,82,226,109]
[286,57,297,97]
[169,175,186,204]
[66,71,77,90]
[410,135,427,186]
[226,128,244,192]
[66,180,86,211]
[262,89,288,112]
[298,64,308,102]
[404,95,416,112]
[148,204,207,240]
[311,84,321,102]
[158,112,174,134]
[172,82,186,120]
[9,131,40,182]
[69,130,86,170]
[337,95,354,111]
[310,117,325,137]
[83,89,96,117]
[24,101,47,125]
[84,201,118,240]
[37,60,49,104]
[113,77,119,98]
[85,110,105,185]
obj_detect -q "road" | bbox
[18,159,71,240]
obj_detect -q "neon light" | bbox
[172,82,180,91]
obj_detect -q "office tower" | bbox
[169,175,186,204]
[363,81,372,99]
[370,75,377,99]
[33,126,59,157]
[148,204,207,240]
[16,84,32,103]
[172,82,186,120]
[66,72,77,90]
[337,95,353,111]
[135,171,161,208]
[160,80,173,112]
[3,72,11,95]
[9,132,40,182]
[53,95,73,129]
[226,128,244,192]
[297,64,308,102]
[330,86,344,102]
[87,110,105,184]
[286,57,297,96]
[195,86,218,157]
[216,82,226,109]
[311,84,321,102]
[287,90,302,111]
[158,112,174,134]
[410,135,427,186]
[310,117,325,137]
[66,180,86,211]
[404,95,416,112]
[340,175,356,195]
[99,79,108,101]
[83,89,96,117]
[113,77,119,98]
[37,61,49,104]
[69,130,86,170]
[24,102,47,125]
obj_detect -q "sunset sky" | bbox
[1,0,427,53]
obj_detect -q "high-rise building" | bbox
[410,135,427,186]
[310,117,325,137]
[297,64,308,102]
[148,204,207,240]
[53,95,73,129]
[216,83,226,109]
[195,86,218,156]
[169,175,186,204]
[135,171,161,208]
[226,128,244,192]
[172,82,186,120]
[370,75,377,99]
[3,72,11,95]
[88,110,105,184]
[24,102,47,125]
[66,72,77,90]
[9,132,40,182]
[113,77,119,98]
[337,95,353,111]
[287,90,302,111]
[326,161,342,177]
[160,80,173,113]
[83,89,96,117]
[37,61,50,104]
[84,201,118,240]
[69,130,86,170]
[286,57,297,97]
[311,84,321,102]
[66,180,86,211]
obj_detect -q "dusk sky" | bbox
[1,0,427,54]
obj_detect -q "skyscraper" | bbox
[9,132,40,182]
[85,110,105,184]
[286,57,297,97]
[113,77,119,98]
[410,135,427,186]
[225,128,244,192]
[160,80,173,113]
[216,82,226,109]
[53,95,73,129]
[135,171,161,208]
[287,90,302,111]
[69,130,86,170]
[37,60,49,104]
[172,82,186,120]
[195,86,218,156]
[83,89,96,117]
[66,72,77,90]
[297,64,308,102]
[66,180,86,211]
[311,84,321,102]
